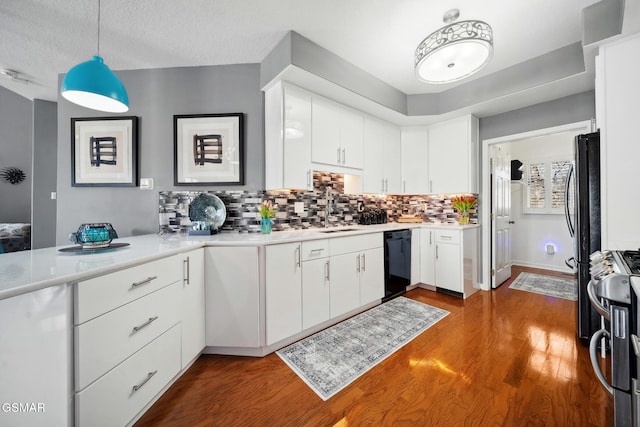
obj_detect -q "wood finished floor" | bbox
[135,265,613,427]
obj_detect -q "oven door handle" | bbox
[587,280,610,320]
[589,328,614,395]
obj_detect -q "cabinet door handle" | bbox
[361,253,366,271]
[342,148,346,164]
[132,370,158,393]
[382,179,385,193]
[183,257,190,285]
[385,179,388,192]
[441,235,452,240]
[436,244,439,259]
[403,181,406,193]
[307,170,311,189]
[430,180,433,193]
[131,276,157,289]
[356,254,361,272]
[429,230,432,245]
[325,260,330,281]
[337,148,341,164]
[132,316,159,333]
[295,245,301,269]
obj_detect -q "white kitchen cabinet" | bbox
[301,240,331,329]
[359,247,384,305]
[329,252,361,317]
[0,285,72,427]
[410,228,421,286]
[330,233,384,315]
[312,94,364,169]
[401,126,430,194]
[179,248,205,368]
[265,242,302,345]
[264,82,313,190]
[427,115,478,194]
[363,116,401,194]
[597,33,640,249]
[428,227,479,298]
[204,246,260,348]
[420,228,436,286]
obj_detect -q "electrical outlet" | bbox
[294,202,305,214]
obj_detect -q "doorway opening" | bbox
[480,120,592,290]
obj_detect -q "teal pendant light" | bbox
[61,0,129,113]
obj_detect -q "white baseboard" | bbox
[511,260,574,274]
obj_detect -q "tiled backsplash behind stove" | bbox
[159,172,477,233]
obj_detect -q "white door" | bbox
[330,252,361,317]
[283,85,312,190]
[420,229,436,285]
[491,145,512,288]
[311,95,341,166]
[359,248,384,305]
[435,242,461,292]
[265,243,302,345]
[362,117,386,193]
[301,258,331,330]
[180,249,205,368]
[339,106,364,168]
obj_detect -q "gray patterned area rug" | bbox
[276,296,449,401]
[509,272,577,300]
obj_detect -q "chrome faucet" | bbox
[324,187,334,228]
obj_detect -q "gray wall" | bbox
[56,64,263,244]
[32,99,58,249]
[479,90,596,141]
[0,86,32,223]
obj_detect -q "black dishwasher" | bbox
[383,229,411,302]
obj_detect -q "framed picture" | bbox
[71,116,139,187]
[174,113,244,185]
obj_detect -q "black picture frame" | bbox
[71,116,139,187]
[173,113,244,186]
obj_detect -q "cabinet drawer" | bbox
[330,233,382,255]
[75,256,181,324]
[75,282,181,391]
[435,229,460,244]
[75,324,181,427]
[301,239,329,261]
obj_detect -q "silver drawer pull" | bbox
[132,370,158,393]
[440,235,452,240]
[310,248,325,253]
[131,276,157,288]
[132,316,159,333]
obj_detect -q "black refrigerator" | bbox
[566,131,601,343]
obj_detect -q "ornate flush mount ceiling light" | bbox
[415,8,493,84]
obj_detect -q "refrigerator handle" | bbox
[564,163,575,238]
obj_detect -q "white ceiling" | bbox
[0,0,623,105]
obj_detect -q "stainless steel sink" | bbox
[317,228,357,233]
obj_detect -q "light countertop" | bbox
[0,222,479,301]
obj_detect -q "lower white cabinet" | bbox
[179,249,205,369]
[75,324,181,427]
[0,285,72,427]
[301,258,331,330]
[265,242,303,346]
[205,246,260,348]
[421,227,479,298]
[330,252,362,317]
[410,228,421,285]
[359,247,384,305]
[420,228,436,286]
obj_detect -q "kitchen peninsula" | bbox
[0,222,478,427]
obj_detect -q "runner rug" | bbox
[509,272,577,300]
[276,296,449,400]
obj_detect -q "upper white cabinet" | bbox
[427,115,478,194]
[401,126,430,194]
[312,95,364,169]
[265,82,313,190]
[597,33,640,250]
[363,116,401,194]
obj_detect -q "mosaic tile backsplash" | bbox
[159,172,478,233]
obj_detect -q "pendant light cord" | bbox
[97,0,101,56]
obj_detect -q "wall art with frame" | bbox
[71,116,139,187]
[174,113,244,185]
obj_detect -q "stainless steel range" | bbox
[588,250,640,427]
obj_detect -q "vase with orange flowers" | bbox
[451,196,477,225]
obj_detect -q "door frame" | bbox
[480,120,592,291]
